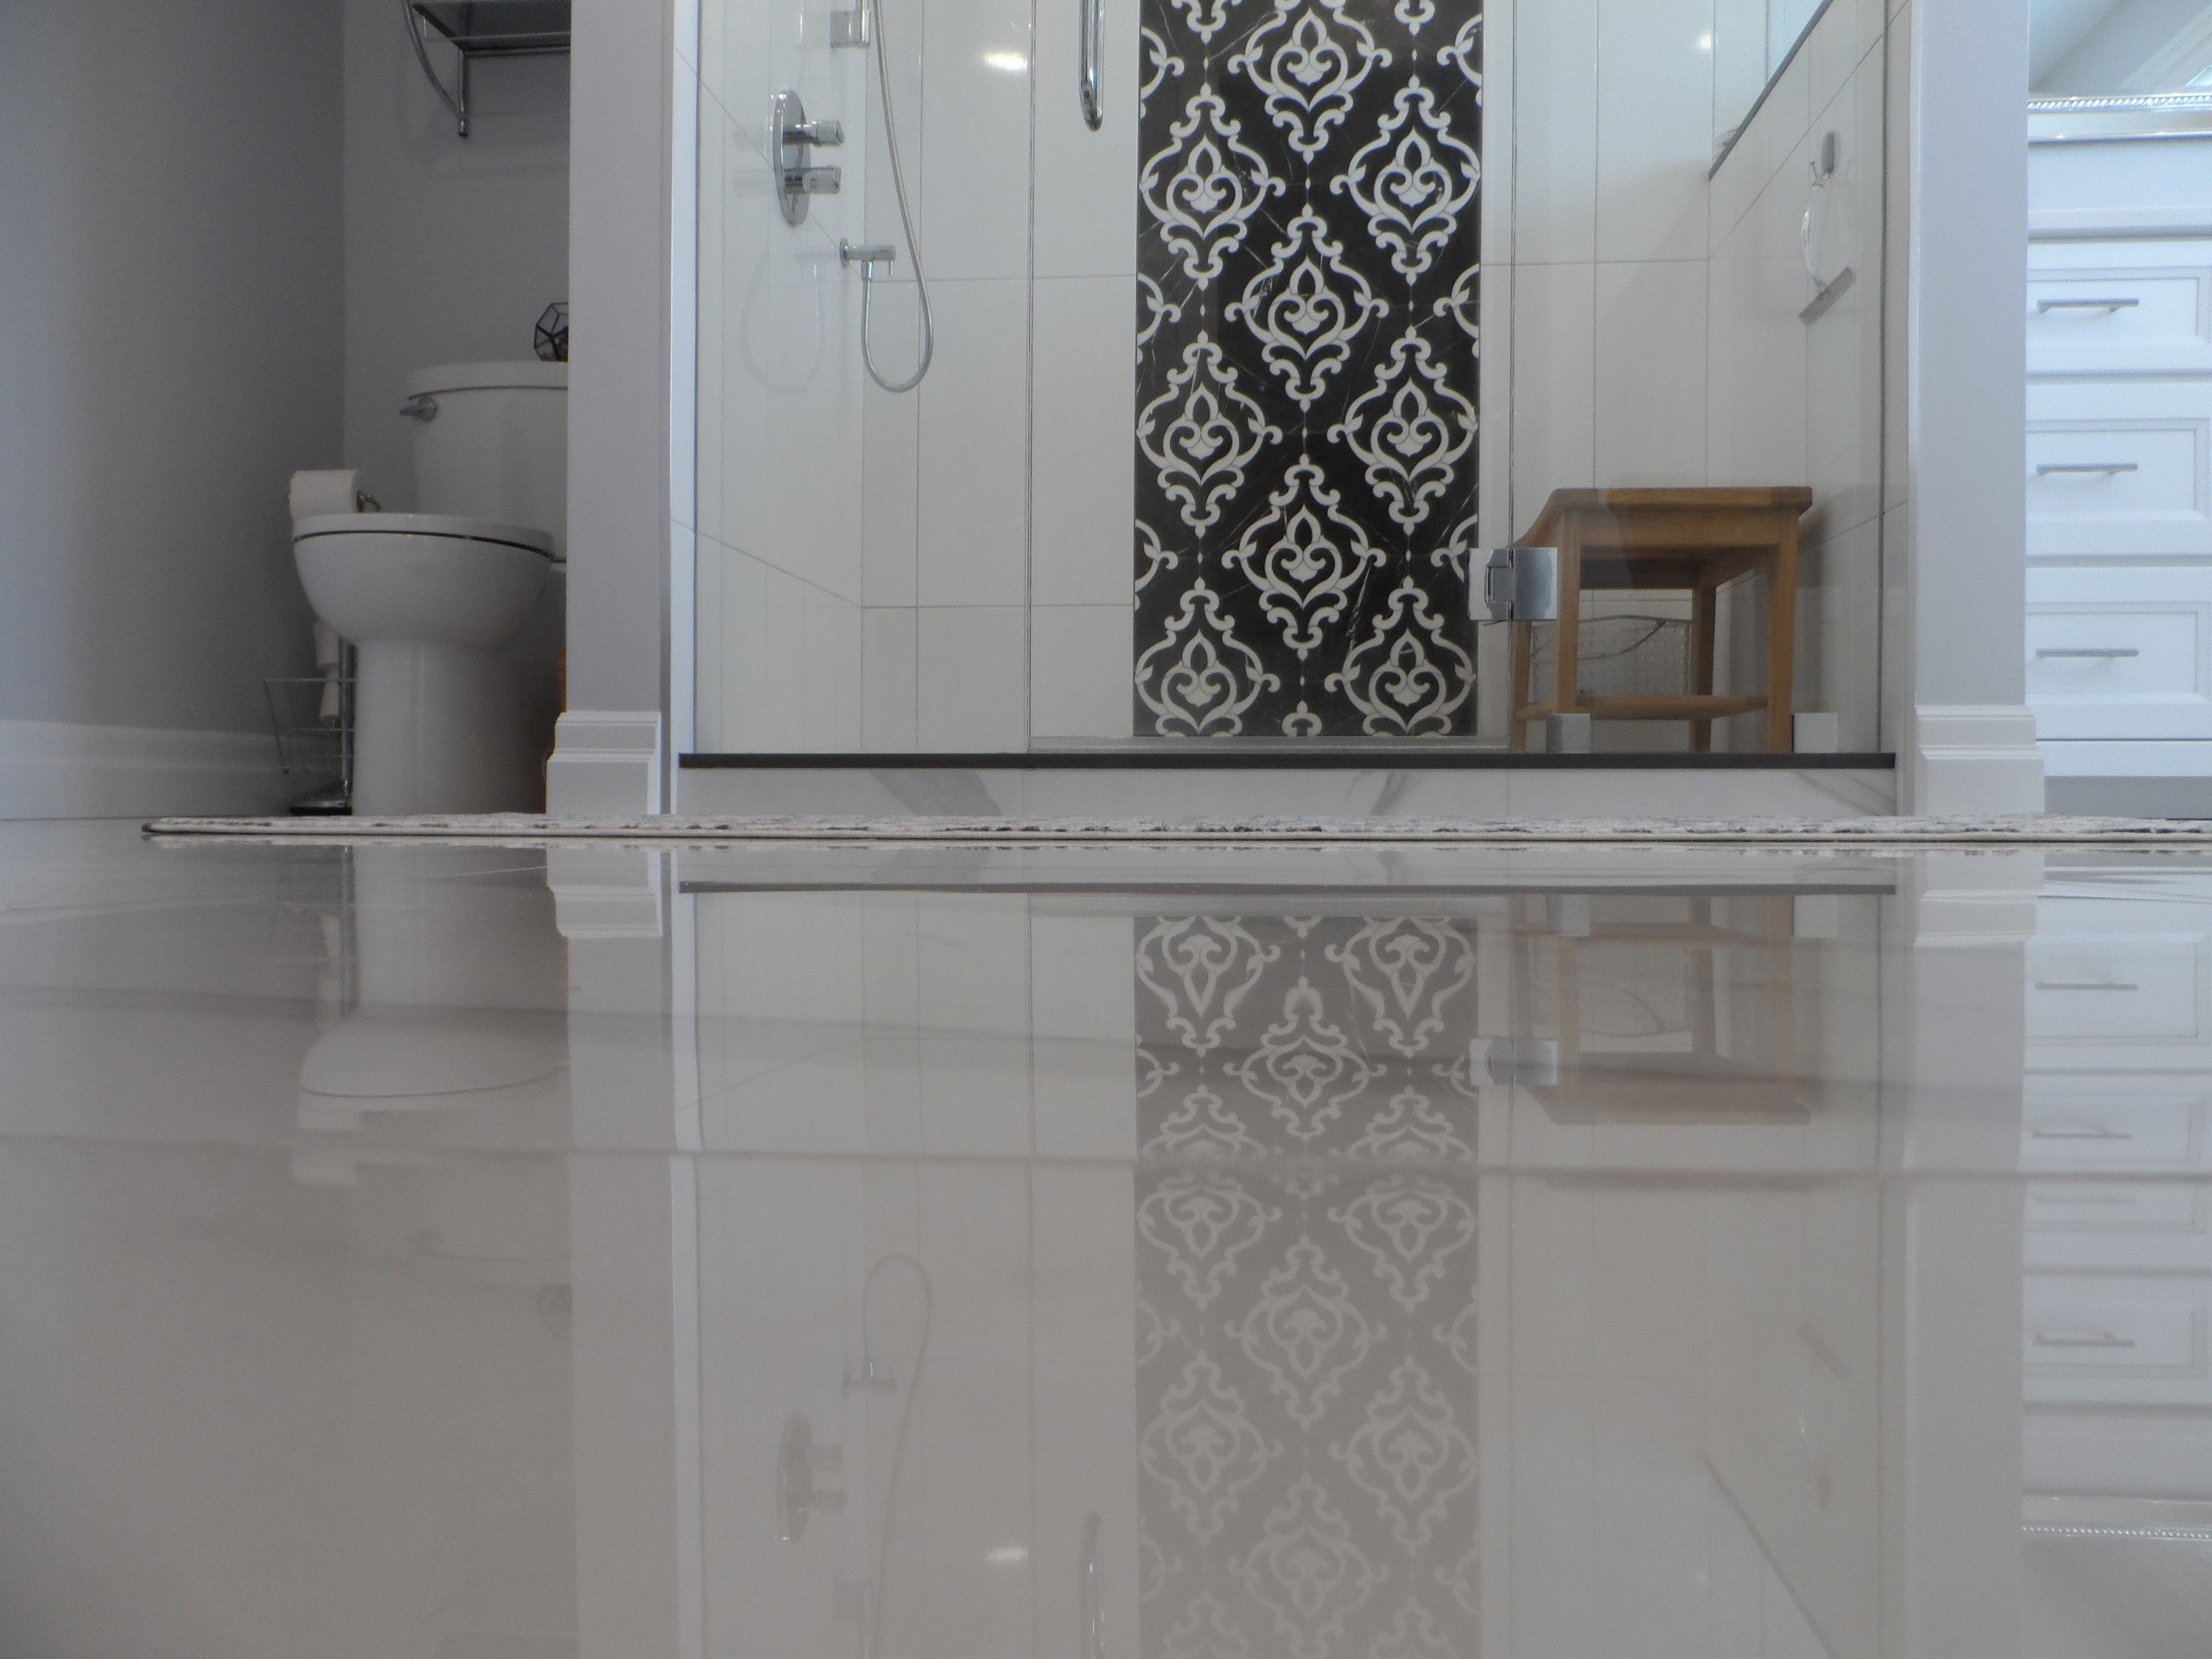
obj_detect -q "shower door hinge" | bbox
[830,8,870,48]
[1477,545,1560,623]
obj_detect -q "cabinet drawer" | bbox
[2029,240,2212,376]
[2027,379,2212,557]
[2026,1181,2212,1271]
[2027,566,2212,738]
[2024,1276,2212,1406]
[2026,935,2208,1042]
[2023,1083,2212,1171]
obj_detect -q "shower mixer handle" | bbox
[772,92,845,225]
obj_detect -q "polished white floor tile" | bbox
[8,823,2209,1657]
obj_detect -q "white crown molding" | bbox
[0,719,289,820]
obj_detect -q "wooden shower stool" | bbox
[1508,486,1814,753]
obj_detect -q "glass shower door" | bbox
[690,0,1888,760]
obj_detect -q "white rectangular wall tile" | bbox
[918,0,1033,280]
[1802,517,1882,751]
[1033,0,1140,278]
[1712,0,1768,151]
[1595,0,1713,264]
[1033,276,1139,606]
[862,606,918,749]
[1514,0,1601,264]
[1803,84,1879,540]
[700,538,865,749]
[1510,261,1599,530]
[918,606,1028,749]
[918,278,1031,607]
[861,280,924,606]
[1595,260,1707,484]
[1030,606,1135,739]
[1705,217,1760,485]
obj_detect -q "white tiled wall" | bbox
[696,0,1140,751]
[1505,0,1888,751]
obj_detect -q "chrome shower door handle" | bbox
[1079,1512,1104,1658]
[1079,0,1104,129]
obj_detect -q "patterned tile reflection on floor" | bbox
[1135,916,1479,1656]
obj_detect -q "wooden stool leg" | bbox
[1554,519,1584,743]
[1510,620,1532,750]
[1690,584,1717,752]
[1764,518,1800,753]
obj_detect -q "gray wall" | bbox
[341,0,570,510]
[0,1,344,736]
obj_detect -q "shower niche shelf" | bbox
[406,1,571,138]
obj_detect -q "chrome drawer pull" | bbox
[2033,1195,2135,1209]
[2036,647,2139,658]
[2036,462,2139,475]
[2032,1331,2137,1350]
[2031,1126,2133,1140]
[2037,297,2141,313]
[2036,980,2141,991]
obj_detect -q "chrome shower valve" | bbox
[840,242,897,273]
[771,92,845,226]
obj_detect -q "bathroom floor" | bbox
[5,820,2211,1658]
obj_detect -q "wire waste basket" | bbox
[264,675,353,812]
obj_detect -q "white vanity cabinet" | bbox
[2027,145,2212,796]
[2023,880,2212,1492]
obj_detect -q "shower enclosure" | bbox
[687,0,1889,759]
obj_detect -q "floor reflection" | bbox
[3,828,2212,1656]
[1136,917,1479,1659]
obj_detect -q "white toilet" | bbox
[292,361,567,815]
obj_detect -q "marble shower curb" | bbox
[145,813,2212,847]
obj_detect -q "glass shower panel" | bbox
[1503,0,1888,753]
[692,0,1886,758]
[693,0,1489,754]
[693,0,1039,753]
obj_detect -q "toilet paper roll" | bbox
[289,469,363,523]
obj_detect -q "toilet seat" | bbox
[293,512,556,559]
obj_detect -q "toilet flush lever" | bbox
[401,393,438,423]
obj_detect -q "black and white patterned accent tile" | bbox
[1135,915,1480,1656]
[1134,0,1484,737]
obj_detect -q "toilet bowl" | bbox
[290,362,567,814]
[295,514,555,813]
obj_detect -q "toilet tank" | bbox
[405,362,568,553]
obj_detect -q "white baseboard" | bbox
[0,718,291,819]
[546,710,664,816]
[1910,704,2048,815]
